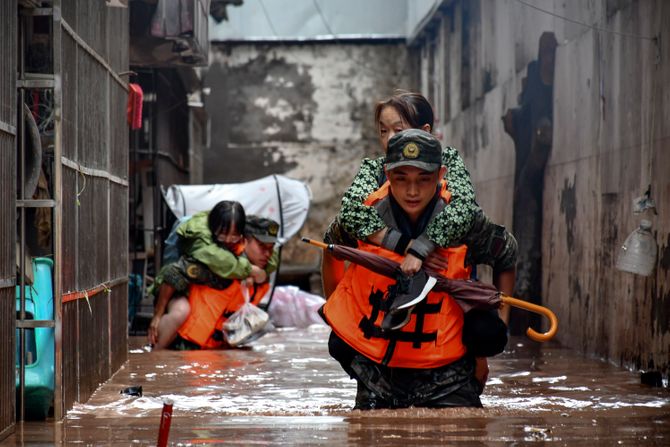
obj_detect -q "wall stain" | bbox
[212,48,317,144]
[569,275,582,305]
[600,193,619,267]
[584,292,591,314]
[568,271,584,350]
[464,101,486,157]
[204,47,316,182]
[204,42,412,267]
[482,69,494,93]
[560,177,577,252]
[479,120,489,150]
[659,232,670,272]
[652,289,670,335]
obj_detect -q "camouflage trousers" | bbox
[328,332,482,410]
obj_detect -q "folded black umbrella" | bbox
[303,238,558,342]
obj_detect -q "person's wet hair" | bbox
[208,200,245,239]
[374,90,435,132]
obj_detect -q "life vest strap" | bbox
[358,318,438,344]
[358,286,442,359]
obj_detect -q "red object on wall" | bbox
[127,83,143,129]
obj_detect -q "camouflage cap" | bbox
[385,129,442,172]
[245,215,280,244]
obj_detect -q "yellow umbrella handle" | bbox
[301,237,559,342]
[301,237,330,250]
[501,295,559,342]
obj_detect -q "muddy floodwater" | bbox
[5,326,669,445]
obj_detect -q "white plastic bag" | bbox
[222,282,270,347]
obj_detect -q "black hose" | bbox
[262,175,285,311]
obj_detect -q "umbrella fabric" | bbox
[327,243,501,313]
[430,275,501,312]
[329,244,399,277]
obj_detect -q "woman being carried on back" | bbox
[148,200,274,349]
[325,90,517,302]
[322,90,518,393]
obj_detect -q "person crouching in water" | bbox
[321,129,507,409]
[148,201,274,349]
[170,216,280,350]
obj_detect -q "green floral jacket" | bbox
[338,147,477,247]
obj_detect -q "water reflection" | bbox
[5,328,669,445]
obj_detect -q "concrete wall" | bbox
[413,0,669,374]
[547,0,669,372]
[204,42,411,265]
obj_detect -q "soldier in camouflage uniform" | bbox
[324,129,512,408]
[148,202,278,349]
[323,91,517,308]
[322,92,517,392]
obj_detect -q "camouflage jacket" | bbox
[177,211,279,279]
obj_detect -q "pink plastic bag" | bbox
[267,286,326,328]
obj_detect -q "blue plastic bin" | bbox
[15,257,54,420]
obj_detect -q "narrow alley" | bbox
[1,1,669,445]
[6,328,670,445]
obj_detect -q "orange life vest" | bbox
[322,181,471,369]
[177,281,269,349]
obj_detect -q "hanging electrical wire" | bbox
[254,0,385,78]
[514,0,657,42]
[258,0,281,38]
[312,0,336,37]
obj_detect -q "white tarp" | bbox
[162,175,311,244]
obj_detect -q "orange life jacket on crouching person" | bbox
[322,181,472,369]
[177,281,269,349]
